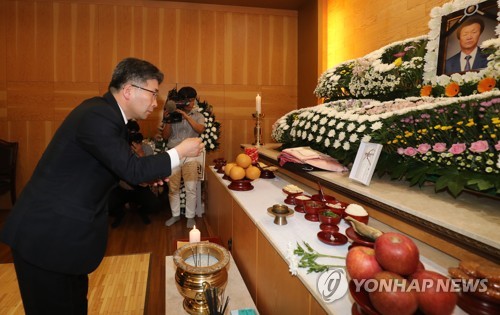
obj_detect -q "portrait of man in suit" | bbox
[445,17,489,74]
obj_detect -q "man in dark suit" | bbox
[445,17,489,74]
[0,58,204,314]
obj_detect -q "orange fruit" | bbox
[245,165,261,180]
[236,153,252,168]
[229,166,246,180]
[224,163,236,176]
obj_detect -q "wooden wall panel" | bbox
[6,1,55,82]
[326,0,449,67]
[0,0,298,207]
[53,2,99,82]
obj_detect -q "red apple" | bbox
[374,232,420,276]
[368,271,419,315]
[416,260,426,272]
[346,246,383,281]
[408,270,458,315]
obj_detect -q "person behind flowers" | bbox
[162,87,205,228]
[0,58,204,314]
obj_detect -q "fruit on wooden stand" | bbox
[346,246,383,281]
[236,153,252,168]
[229,165,246,180]
[368,271,419,315]
[374,232,420,276]
[245,165,261,180]
[408,270,458,315]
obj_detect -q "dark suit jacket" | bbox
[1,92,173,275]
[445,49,489,74]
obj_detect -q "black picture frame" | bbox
[437,0,498,76]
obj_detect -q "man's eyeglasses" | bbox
[131,84,158,99]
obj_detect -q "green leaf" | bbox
[467,179,495,191]
[447,177,466,197]
[390,163,408,180]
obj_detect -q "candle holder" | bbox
[252,112,264,147]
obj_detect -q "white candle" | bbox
[256,94,261,114]
[189,225,201,243]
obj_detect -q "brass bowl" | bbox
[267,204,294,225]
[173,242,230,314]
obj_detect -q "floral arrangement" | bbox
[272,91,500,197]
[315,1,500,102]
[371,92,500,196]
[197,100,221,152]
[275,0,500,198]
[314,36,429,102]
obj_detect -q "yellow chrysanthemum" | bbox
[393,57,403,67]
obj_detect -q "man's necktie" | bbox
[464,55,472,71]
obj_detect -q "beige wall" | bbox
[0,0,299,201]
[326,0,449,67]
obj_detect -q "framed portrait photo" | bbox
[436,0,498,76]
[349,142,383,186]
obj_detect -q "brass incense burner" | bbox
[173,242,230,314]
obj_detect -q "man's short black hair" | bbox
[108,58,164,92]
[178,86,197,99]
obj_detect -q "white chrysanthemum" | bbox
[347,123,356,132]
[371,121,383,131]
[357,125,366,132]
[343,142,350,150]
[349,134,359,143]
[325,138,331,147]
[328,129,336,137]
[361,134,372,142]
[338,132,346,141]
[334,140,341,148]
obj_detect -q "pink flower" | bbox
[469,140,489,153]
[397,148,404,155]
[417,143,431,154]
[432,143,447,153]
[495,141,500,151]
[448,143,466,155]
[404,147,417,156]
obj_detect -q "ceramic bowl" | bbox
[318,209,342,225]
[325,201,348,217]
[303,200,324,215]
[311,194,337,204]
